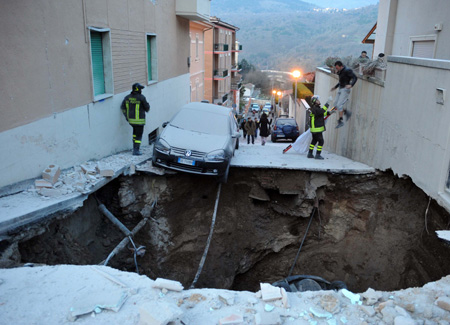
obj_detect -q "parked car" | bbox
[271,117,300,142]
[264,102,272,110]
[152,103,241,183]
[251,103,260,112]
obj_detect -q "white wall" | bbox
[315,56,450,212]
[0,74,190,188]
[375,0,450,60]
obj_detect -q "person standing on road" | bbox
[330,61,357,128]
[245,117,256,145]
[240,118,247,139]
[259,113,271,146]
[254,117,260,138]
[121,83,150,155]
[307,95,333,160]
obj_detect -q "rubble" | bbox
[152,278,184,292]
[42,164,60,184]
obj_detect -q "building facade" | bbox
[189,21,213,102]
[312,0,450,212]
[204,17,242,106]
[0,0,210,188]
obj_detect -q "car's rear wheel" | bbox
[271,135,276,142]
[235,139,239,150]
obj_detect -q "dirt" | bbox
[4,168,450,293]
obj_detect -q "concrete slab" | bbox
[0,147,153,236]
[231,135,375,174]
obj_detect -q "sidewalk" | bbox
[232,133,375,174]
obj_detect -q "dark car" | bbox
[152,103,241,183]
[272,275,347,292]
[271,118,300,142]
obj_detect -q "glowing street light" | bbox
[292,70,302,120]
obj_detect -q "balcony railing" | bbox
[214,43,229,52]
[231,77,242,90]
[232,44,243,51]
[213,69,228,78]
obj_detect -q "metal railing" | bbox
[214,43,229,51]
[213,69,228,78]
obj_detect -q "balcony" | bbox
[213,69,228,79]
[232,44,243,51]
[214,43,229,52]
[231,65,242,72]
[231,77,242,90]
[176,0,210,22]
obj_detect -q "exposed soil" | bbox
[6,168,450,293]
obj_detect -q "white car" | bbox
[152,103,241,183]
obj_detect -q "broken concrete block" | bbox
[219,292,235,306]
[435,296,450,311]
[35,179,53,189]
[249,184,270,201]
[152,278,183,292]
[394,316,416,325]
[255,311,281,325]
[359,305,376,317]
[130,164,136,175]
[361,288,382,306]
[219,314,244,325]
[80,164,96,175]
[39,188,62,198]
[280,288,289,308]
[42,164,60,184]
[96,163,114,177]
[139,301,183,325]
[260,283,282,302]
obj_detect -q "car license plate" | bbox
[178,158,195,166]
[278,134,285,137]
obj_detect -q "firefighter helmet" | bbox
[132,83,145,93]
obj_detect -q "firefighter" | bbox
[308,95,333,160]
[121,83,150,155]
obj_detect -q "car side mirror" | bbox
[162,121,169,128]
[232,131,241,139]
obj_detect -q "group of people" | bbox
[120,58,357,160]
[240,113,272,146]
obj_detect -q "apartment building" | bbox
[0,0,211,188]
[204,17,242,106]
[189,21,213,102]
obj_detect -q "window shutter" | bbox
[147,37,152,81]
[90,32,105,96]
[412,40,434,58]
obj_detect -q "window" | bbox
[410,35,436,58]
[147,34,157,82]
[89,28,113,99]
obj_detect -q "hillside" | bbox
[211,2,378,72]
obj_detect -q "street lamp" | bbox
[277,91,282,111]
[292,70,301,120]
[272,90,277,115]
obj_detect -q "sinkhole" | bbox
[6,168,450,293]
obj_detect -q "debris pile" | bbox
[0,265,449,324]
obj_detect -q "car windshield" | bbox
[276,119,296,126]
[171,109,229,135]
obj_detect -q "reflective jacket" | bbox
[309,103,330,133]
[121,91,150,125]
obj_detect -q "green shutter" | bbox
[147,37,152,81]
[90,31,105,96]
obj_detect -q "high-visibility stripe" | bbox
[309,144,315,149]
[126,101,130,120]
[135,140,141,144]
[317,146,323,151]
[135,103,140,121]
[128,119,145,125]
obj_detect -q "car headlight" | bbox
[155,138,171,154]
[206,149,225,161]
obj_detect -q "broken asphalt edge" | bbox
[0,157,152,237]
